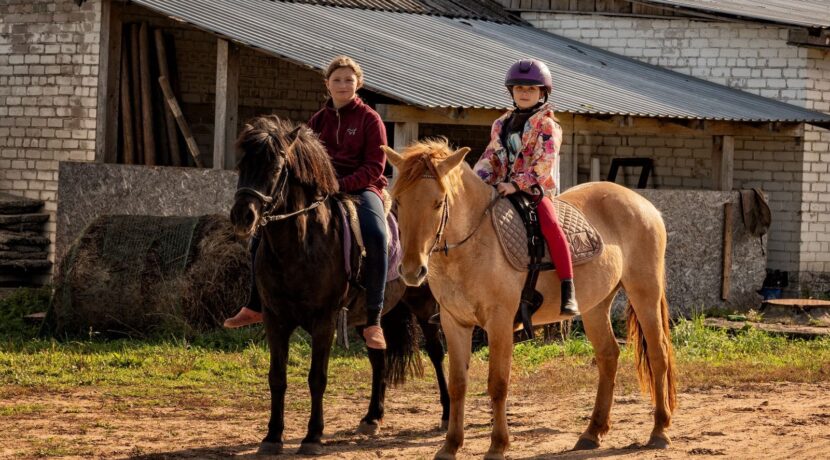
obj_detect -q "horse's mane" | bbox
[236,115,340,242]
[391,137,465,205]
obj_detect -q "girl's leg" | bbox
[537,197,579,316]
[224,233,264,328]
[356,190,389,349]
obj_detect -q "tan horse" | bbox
[382,140,677,460]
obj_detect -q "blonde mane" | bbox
[391,138,465,204]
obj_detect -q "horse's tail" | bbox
[381,301,424,386]
[626,291,677,413]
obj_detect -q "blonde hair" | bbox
[325,55,364,83]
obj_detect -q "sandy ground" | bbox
[2,381,829,459]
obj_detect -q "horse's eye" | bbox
[434,200,442,210]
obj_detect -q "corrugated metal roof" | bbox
[639,0,830,28]
[278,0,521,24]
[132,0,830,125]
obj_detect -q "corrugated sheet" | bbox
[278,0,521,23]
[640,0,830,28]
[132,0,830,124]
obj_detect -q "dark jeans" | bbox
[245,190,388,326]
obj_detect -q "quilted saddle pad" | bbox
[491,197,604,272]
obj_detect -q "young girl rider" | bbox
[224,56,390,350]
[473,59,579,317]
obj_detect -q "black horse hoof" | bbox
[298,442,324,456]
[257,441,283,455]
[356,420,380,435]
[573,436,600,450]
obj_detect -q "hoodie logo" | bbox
[347,128,357,136]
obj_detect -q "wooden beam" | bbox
[95,0,122,163]
[139,22,155,166]
[788,28,830,49]
[154,29,182,167]
[159,76,204,168]
[722,202,733,300]
[213,39,240,170]
[712,135,734,191]
[377,104,500,126]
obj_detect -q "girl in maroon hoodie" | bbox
[225,56,390,350]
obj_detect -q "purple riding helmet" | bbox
[505,59,552,100]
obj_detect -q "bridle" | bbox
[420,160,499,256]
[234,148,328,227]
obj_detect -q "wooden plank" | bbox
[154,29,182,167]
[704,318,830,338]
[95,0,122,164]
[130,24,144,165]
[213,39,240,170]
[139,22,155,166]
[119,30,135,165]
[712,135,734,191]
[159,76,204,168]
[377,104,501,126]
[721,202,733,300]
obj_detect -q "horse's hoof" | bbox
[573,435,600,450]
[257,441,283,455]
[433,452,456,460]
[483,451,506,460]
[439,419,449,431]
[356,420,380,436]
[297,442,324,456]
[646,434,671,449]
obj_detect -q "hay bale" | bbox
[49,214,249,337]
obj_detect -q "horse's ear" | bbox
[382,145,405,168]
[436,147,471,177]
[286,126,303,153]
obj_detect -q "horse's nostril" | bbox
[418,265,428,280]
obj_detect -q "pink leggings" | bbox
[536,196,573,280]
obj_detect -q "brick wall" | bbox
[0,0,102,263]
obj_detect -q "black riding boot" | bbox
[560,279,579,317]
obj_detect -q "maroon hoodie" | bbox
[308,97,388,197]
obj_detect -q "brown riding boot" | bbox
[560,279,580,317]
[363,325,387,350]
[223,307,264,328]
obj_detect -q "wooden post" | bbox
[214,38,239,170]
[159,76,204,167]
[139,22,155,166]
[130,24,144,165]
[154,29,182,167]
[119,34,134,165]
[95,0,122,163]
[712,135,734,191]
[722,202,733,300]
[391,122,418,185]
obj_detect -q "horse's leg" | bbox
[574,292,620,450]
[626,286,674,449]
[357,340,386,435]
[259,317,296,455]
[418,318,450,430]
[481,313,514,460]
[299,317,336,456]
[435,319,473,460]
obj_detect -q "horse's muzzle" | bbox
[230,200,259,238]
[398,263,428,287]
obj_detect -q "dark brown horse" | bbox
[229,115,449,456]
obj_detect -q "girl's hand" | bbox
[497,182,518,196]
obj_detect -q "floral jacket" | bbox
[473,102,563,195]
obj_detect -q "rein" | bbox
[422,171,499,256]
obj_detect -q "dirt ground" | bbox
[2,381,829,459]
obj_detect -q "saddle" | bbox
[492,193,604,339]
[336,192,402,287]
